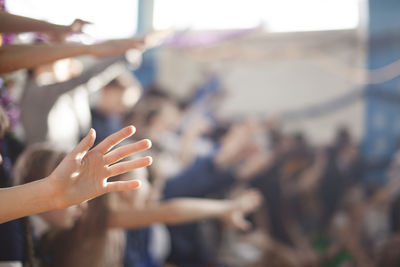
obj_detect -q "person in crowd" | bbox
[0,125,152,223]
[33,153,261,267]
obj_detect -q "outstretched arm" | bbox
[0,126,152,224]
[0,11,89,34]
[108,189,262,230]
[0,39,145,74]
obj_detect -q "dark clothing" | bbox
[163,156,235,199]
[124,228,160,267]
[91,109,123,145]
[250,161,293,245]
[0,134,26,263]
[0,219,26,262]
[162,156,235,266]
[318,147,363,225]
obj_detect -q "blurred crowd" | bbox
[2,5,400,267]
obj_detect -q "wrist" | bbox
[48,24,69,33]
[43,174,65,210]
[222,200,235,216]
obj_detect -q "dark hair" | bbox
[335,126,351,149]
[104,78,125,90]
[14,144,66,186]
[376,235,400,267]
[13,144,66,267]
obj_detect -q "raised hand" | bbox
[68,19,92,34]
[142,29,173,49]
[47,18,92,43]
[223,189,262,231]
[49,126,152,209]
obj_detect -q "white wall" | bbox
[156,29,365,144]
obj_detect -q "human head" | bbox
[95,72,142,116]
[14,144,84,229]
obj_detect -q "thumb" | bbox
[71,128,96,156]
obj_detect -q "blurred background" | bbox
[4,0,400,266]
[7,0,365,143]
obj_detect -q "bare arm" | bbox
[0,178,59,223]
[0,11,88,34]
[0,127,152,224]
[109,198,233,228]
[108,190,262,230]
[0,39,145,74]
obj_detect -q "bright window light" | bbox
[153,0,359,32]
[6,0,138,40]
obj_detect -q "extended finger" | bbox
[93,125,135,154]
[104,139,152,165]
[71,128,96,157]
[106,179,141,193]
[106,156,152,178]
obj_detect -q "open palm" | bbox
[49,126,152,209]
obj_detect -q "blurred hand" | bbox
[223,189,262,231]
[89,39,145,58]
[47,18,92,43]
[236,151,273,180]
[142,29,173,49]
[48,126,152,209]
[68,19,92,34]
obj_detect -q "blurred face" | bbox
[40,203,86,229]
[98,85,142,115]
[99,86,126,114]
[159,101,182,132]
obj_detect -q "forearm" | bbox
[108,198,233,229]
[0,177,57,223]
[0,44,92,73]
[162,198,233,223]
[0,11,68,33]
[42,54,125,97]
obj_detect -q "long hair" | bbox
[14,144,66,267]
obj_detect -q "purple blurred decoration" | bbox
[0,86,20,128]
[162,27,260,49]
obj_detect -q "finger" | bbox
[93,126,136,154]
[237,219,251,231]
[71,128,96,156]
[104,139,152,165]
[107,156,152,178]
[233,214,251,231]
[77,19,93,25]
[106,179,141,193]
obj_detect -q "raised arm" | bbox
[0,11,89,34]
[0,39,145,74]
[0,126,152,224]
[108,189,262,230]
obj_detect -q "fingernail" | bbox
[146,156,153,165]
[145,139,152,148]
[128,125,136,134]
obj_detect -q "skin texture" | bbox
[0,126,152,224]
[0,11,89,34]
[0,39,145,74]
